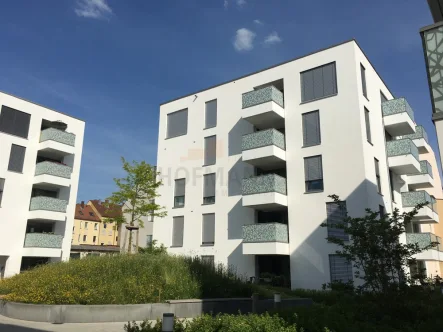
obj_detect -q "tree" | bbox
[104,158,166,253]
[321,194,438,293]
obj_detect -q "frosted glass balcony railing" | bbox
[382,98,415,121]
[386,139,419,161]
[40,128,75,147]
[242,86,284,109]
[35,161,72,179]
[242,223,289,243]
[406,233,441,251]
[242,129,285,151]
[404,125,428,142]
[242,174,287,196]
[401,191,435,211]
[24,233,63,248]
[29,196,68,213]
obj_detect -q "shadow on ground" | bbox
[0,324,48,332]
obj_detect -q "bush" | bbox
[125,313,299,332]
[0,253,290,304]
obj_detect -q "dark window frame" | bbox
[204,99,217,129]
[360,64,367,98]
[203,173,216,204]
[300,62,338,103]
[202,213,215,246]
[326,201,349,241]
[304,155,324,193]
[374,158,382,194]
[302,110,321,147]
[174,178,186,208]
[0,105,31,139]
[166,108,188,139]
[364,107,372,144]
[8,144,26,173]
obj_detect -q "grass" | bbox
[0,253,296,305]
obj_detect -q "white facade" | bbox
[0,91,85,278]
[154,40,442,289]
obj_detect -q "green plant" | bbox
[104,158,167,253]
[320,195,437,293]
[138,240,167,255]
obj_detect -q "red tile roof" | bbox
[74,204,101,221]
[89,199,122,219]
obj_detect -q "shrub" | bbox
[0,253,289,304]
[125,313,299,332]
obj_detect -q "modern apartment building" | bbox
[154,39,443,289]
[0,91,84,278]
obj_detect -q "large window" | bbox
[172,216,184,247]
[174,179,186,208]
[329,254,353,282]
[203,173,216,204]
[301,62,337,103]
[205,99,217,129]
[146,235,153,247]
[0,106,31,139]
[202,213,215,245]
[360,64,367,98]
[304,155,323,192]
[374,158,381,194]
[326,201,349,241]
[201,255,215,267]
[166,109,188,138]
[204,135,216,165]
[364,107,372,143]
[302,110,321,147]
[8,144,26,172]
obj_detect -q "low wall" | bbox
[0,297,312,323]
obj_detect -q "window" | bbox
[329,254,352,282]
[380,91,388,104]
[78,235,80,242]
[101,243,104,245]
[116,236,118,242]
[93,236,97,243]
[204,135,216,165]
[301,62,337,103]
[0,106,31,138]
[360,64,367,98]
[413,223,420,233]
[80,221,82,229]
[72,226,75,233]
[364,108,371,143]
[146,235,153,247]
[174,178,186,208]
[326,202,349,241]
[104,223,107,229]
[205,99,217,129]
[304,155,323,192]
[167,109,188,138]
[379,205,385,218]
[374,158,381,194]
[203,173,216,204]
[89,212,94,216]
[85,222,88,230]
[201,255,215,267]
[202,213,215,245]
[389,170,395,201]
[94,223,98,230]
[83,235,87,242]
[8,144,26,172]
[172,216,184,247]
[0,178,4,207]
[302,111,321,147]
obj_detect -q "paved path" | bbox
[0,315,140,332]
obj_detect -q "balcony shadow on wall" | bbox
[288,179,385,289]
[227,199,248,240]
[228,119,252,156]
[228,159,254,197]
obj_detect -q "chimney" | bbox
[81,201,85,208]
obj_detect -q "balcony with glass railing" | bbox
[35,161,72,179]
[401,191,439,223]
[29,196,68,213]
[24,233,63,249]
[408,160,434,189]
[386,139,420,174]
[382,98,416,136]
[40,128,76,146]
[242,174,287,209]
[241,86,285,129]
[406,233,442,261]
[242,129,286,169]
[242,223,289,255]
[403,125,430,153]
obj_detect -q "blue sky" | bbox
[0,0,437,201]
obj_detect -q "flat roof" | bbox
[70,245,120,252]
[0,90,85,122]
[160,38,395,106]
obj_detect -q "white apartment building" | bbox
[0,91,85,278]
[154,40,443,289]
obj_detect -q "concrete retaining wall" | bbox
[0,297,312,323]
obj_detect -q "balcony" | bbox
[22,233,63,258]
[406,233,443,261]
[242,174,287,209]
[382,98,416,136]
[408,161,435,190]
[242,223,289,255]
[29,196,68,221]
[242,129,286,170]
[401,191,439,224]
[39,128,76,156]
[34,161,72,188]
[403,125,430,153]
[241,86,285,129]
[386,139,420,174]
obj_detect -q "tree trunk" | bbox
[127,229,133,254]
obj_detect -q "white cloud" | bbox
[264,31,282,45]
[254,19,263,25]
[75,0,113,20]
[224,0,228,9]
[233,28,256,52]
[236,0,246,7]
